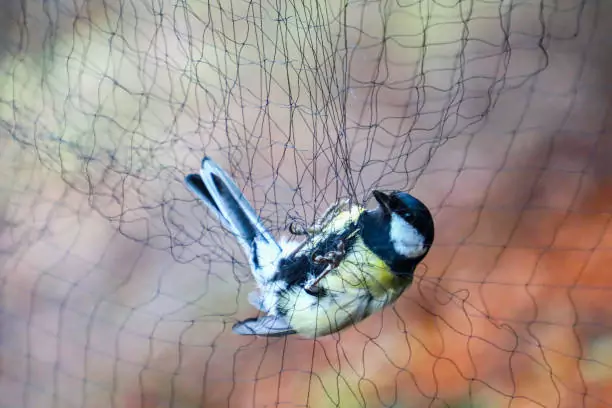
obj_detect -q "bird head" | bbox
[360,190,435,275]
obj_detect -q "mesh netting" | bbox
[2,0,612,406]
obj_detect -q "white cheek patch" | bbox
[389,213,427,258]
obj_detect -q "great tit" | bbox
[185,157,435,338]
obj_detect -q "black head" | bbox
[359,190,435,275]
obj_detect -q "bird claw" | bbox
[291,199,351,293]
[305,240,347,293]
[288,222,308,236]
[312,240,346,268]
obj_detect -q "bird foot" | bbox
[304,240,347,294]
[312,240,346,269]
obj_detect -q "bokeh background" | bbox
[1,0,612,407]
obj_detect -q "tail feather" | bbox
[185,157,282,277]
[185,173,225,224]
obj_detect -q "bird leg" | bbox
[304,264,334,295]
[288,222,309,236]
[304,240,347,293]
[312,240,346,268]
[286,200,352,269]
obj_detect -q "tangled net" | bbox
[2,0,611,407]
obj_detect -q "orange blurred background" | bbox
[1,0,612,407]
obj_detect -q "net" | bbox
[1,0,611,407]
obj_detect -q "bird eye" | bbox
[403,212,414,221]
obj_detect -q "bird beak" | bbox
[372,190,391,213]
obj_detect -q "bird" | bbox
[185,156,435,338]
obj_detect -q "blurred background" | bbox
[1,0,611,406]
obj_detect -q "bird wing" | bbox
[185,157,283,283]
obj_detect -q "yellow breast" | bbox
[323,237,398,297]
[279,205,410,337]
[314,205,398,295]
